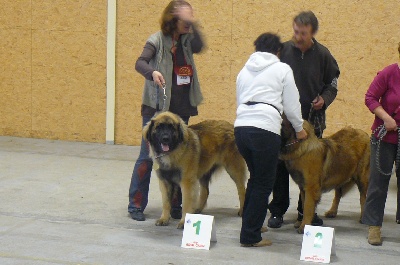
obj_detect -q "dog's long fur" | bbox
[280,116,370,233]
[143,111,247,228]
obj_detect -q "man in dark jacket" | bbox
[268,10,340,229]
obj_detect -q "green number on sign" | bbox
[313,232,323,248]
[193,220,201,235]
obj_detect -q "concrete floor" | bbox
[0,136,399,265]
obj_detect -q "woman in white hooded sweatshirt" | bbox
[234,33,307,247]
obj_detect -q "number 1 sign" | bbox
[181,213,217,250]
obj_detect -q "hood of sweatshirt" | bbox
[245,52,280,72]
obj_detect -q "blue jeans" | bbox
[362,136,400,226]
[234,126,281,244]
[128,115,189,213]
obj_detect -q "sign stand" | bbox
[181,213,217,250]
[300,225,336,263]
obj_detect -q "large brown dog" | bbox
[280,116,370,233]
[143,111,247,229]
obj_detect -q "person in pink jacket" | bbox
[362,42,400,246]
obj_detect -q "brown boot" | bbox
[241,239,272,247]
[368,226,382,246]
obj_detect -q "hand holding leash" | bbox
[152,71,165,88]
[312,94,324,110]
[383,116,398,131]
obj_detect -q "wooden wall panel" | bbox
[0,0,399,145]
[0,0,107,142]
[0,29,32,137]
[31,30,106,142]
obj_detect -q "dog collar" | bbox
[154,152,168,160]
[285,139,302,147]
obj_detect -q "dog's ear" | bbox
[303,120,316,138]
[280,113,291,136]
[178,121,185,143]
[280,113,297,146]
[143,119,154,141]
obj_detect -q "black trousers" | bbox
[234,126,281,244]
[268,129,323,217]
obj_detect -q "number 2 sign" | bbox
[181,214,217,250]
[300,225,336,263]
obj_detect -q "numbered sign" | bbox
[181,213,217,250]
[300,225,336,263]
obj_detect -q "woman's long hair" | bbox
[160,0,192,36]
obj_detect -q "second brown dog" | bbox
[280,116,370,233]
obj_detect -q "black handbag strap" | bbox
[244,101,281,116]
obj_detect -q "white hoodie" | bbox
[234,52,303,135]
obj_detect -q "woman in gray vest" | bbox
[128,0,204,222]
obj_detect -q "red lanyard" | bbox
[172,37,187,65]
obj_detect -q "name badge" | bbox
[174,65,193,86]
[177,75,191,85]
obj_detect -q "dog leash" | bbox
[154,152,168,160]
[156,83,168,112]
[308,104,324,138]
[371,125,400,175]
[152,149,169,171]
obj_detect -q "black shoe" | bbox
[295,212,323,227]
[268,215,283,228]
[129,209,145,221]
[170,208,182,219]
[311,213,323,226]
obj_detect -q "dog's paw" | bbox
[176,221,185,229]
[194,209,202,214]
[297,226,305,234]
[294,220,301,229]
[155,218,170,226]
[324,210,337,218]
[238,209,243,217]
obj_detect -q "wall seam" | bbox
[106,0,117,144]
[30,0,33,135]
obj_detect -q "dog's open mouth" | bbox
[161,143,170,152]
